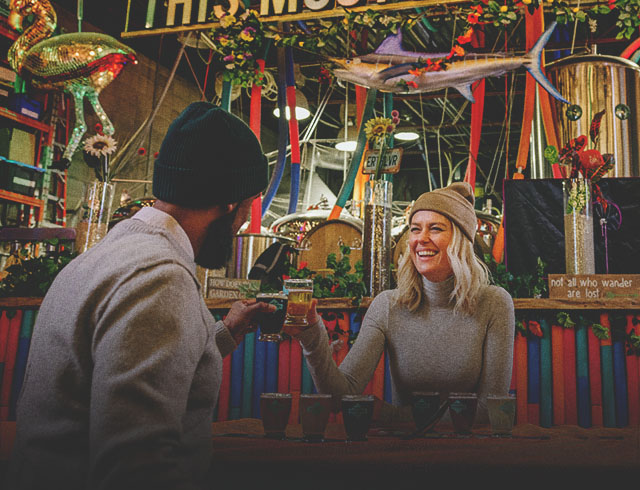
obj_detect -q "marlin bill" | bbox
[328,22,569,104]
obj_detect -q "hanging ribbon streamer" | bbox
[249,59,265,233]
[261,48,289,216]
[464,28,485,192]
[352,30,372,204]
[492,7,543,263]
[536,16,564,178]
[352,85,369,208]
[464,79,484,191]
[620,35,640,59]
[329,89,377,221]
[383,92,394,184]
[285,43,301,215]
[220,80,232,111]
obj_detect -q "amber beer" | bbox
[283,279,313,327]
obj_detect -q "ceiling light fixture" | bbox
[335,125,357,152]
[272,89,311,121]
[394,131,420,141]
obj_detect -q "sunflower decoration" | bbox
[364,111,400,179]
[82,133,118,182]
[83,133,118,158]
[364,115,396,147]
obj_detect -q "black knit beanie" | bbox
[152,102,268,207]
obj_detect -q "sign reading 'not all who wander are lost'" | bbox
[548,274,640,300]
[123,0,453,37]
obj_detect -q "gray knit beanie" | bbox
[409,182,477,242]
[152,102,268,207]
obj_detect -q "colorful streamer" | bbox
[249,59,265,233]
[261,48,289,216]
[464,28,485,191]
[352,85,370,208]
[329,89,377,220]
[285,46,301,215]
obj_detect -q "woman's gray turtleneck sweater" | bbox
[296,276,515,422]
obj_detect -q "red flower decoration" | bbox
[405,81,418,89]
[580,149,605,171]
[137,147,146,156]
[94,123,103,134]
[154,152,159,159]
[529,321,543,337]
[297,261,308,270]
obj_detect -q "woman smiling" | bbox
[287,182,515,424]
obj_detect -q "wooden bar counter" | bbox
[208,419,640,487]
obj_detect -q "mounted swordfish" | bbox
[329,22,569,104]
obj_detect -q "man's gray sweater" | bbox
[7,216,236,490]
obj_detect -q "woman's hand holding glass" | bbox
[283,298,321,337]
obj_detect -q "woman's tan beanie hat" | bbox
[408,182,477,242]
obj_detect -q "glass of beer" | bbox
[283,279,314,328]
[255,293,288,342]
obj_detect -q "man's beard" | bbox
[194,208,238,269]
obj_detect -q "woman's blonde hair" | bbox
[394,218,490,315]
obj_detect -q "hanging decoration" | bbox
[457,0,638,40]
[7,0,137,168]
[463,27,485,192]
[328,89,377,221]
[209,9,266,88]
[326,21,568,105]
[545,110,619,274]
[261,47,289,216]
[285,42,302,215]
[249,58,265,234]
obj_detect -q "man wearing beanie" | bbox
[288,182,514,427]
[7,103,274,490]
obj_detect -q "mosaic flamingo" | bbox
[8,0,137,168]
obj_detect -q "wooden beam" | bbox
[3,296,640,311]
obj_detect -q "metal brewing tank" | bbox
[546,53,640,177]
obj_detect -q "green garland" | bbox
[483,254,549,299]
[207,1,640,88]
[0,241,77,297]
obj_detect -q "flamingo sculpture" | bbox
[7,0,137,168]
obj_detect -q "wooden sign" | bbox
[206,277,260,299]
[548,274,640,300]
[362,148,403,174]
